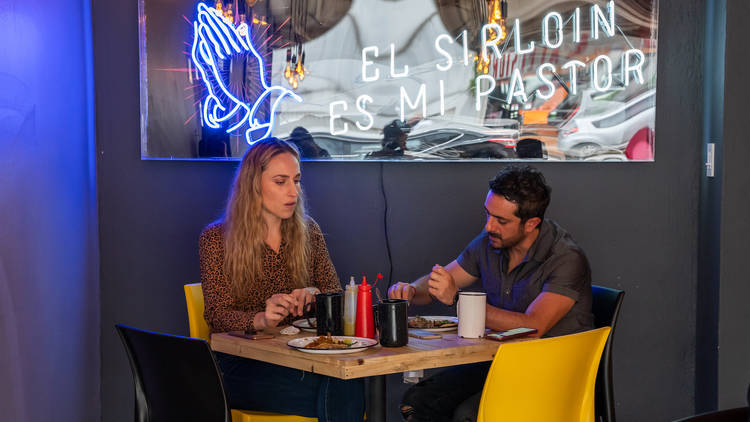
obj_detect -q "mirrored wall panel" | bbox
[139,0,658,161]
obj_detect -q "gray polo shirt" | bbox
[456,219,594,337]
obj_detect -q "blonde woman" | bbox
[199,138,364,421]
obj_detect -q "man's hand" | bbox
[262,293,297,328]
[388,261,477,306]
[427,264,459,305]
[388,282,416,302]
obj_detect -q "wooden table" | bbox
[211,329,509,422]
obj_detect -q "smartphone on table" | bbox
[486,327,537,341]
[228,329,274,340]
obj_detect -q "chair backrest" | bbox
[185,283,210,341]
[116,324,231,422]
[477,327,611,422]
[592,285,626,422]
[592,285,625,328]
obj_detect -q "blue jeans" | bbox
[215,352,365,422]
[400,362,491,422]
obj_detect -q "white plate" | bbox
[292,318,317,332]
[287,336,378,354]
[408,316,459,332]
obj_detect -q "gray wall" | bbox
[718,0,750,409]
[95,1,706,421]
[0,1,100,421]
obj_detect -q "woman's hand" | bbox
[290,287,318,317]
[261,293,297,328]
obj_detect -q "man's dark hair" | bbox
[489,165,551,222]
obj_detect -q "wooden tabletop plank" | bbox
[211,329,508,380]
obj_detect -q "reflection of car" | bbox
[312,120,518,160]
[307,119,520,160]
[583,150,629,161]
[558,89,655,158]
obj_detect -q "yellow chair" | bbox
[184,283,317,422]
[477,327,611,422]
[184,283,211,341]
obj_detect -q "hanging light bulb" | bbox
[252,13,268,25]
[486,0,507,40]
[290,53,297,84]
[284,63,292,80]
[284,49,292,79]
[298,50,306,80]
[295,59,304,80]
[288,53,297,86]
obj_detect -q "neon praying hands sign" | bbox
[191,3,302,144]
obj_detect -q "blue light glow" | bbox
[191,3,302,144]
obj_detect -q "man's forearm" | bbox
[485,304,542,337]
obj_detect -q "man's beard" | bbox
[488,231,523,249]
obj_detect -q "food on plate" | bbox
[304,334,355,349]
[408,316,458,329]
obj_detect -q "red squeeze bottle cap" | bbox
[359,276,370,291]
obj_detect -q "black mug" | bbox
[376,299,408,347]
[315,292,343,336]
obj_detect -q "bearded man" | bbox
[389,165,594,422]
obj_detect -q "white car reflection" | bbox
[558,89,655,158]
[304,118,520,160]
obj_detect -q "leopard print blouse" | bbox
[199,218,341,333]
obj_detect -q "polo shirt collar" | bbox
[527,219,556,263]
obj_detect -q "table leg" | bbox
[367,375,387,422]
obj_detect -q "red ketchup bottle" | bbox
[355,276,375,339]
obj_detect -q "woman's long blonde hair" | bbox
[224,138,310,299]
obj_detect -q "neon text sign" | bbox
[329,1,646,136]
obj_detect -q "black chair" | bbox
[116,324,232,422]
[592,285,625,422]
[672,407,749,422]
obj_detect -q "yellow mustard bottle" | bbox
[343,276,357,336]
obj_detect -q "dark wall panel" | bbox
[718,0,750,409]
[696,0,725,412]
[95,1,703,421]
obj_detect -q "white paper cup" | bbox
[457,292,486,338]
